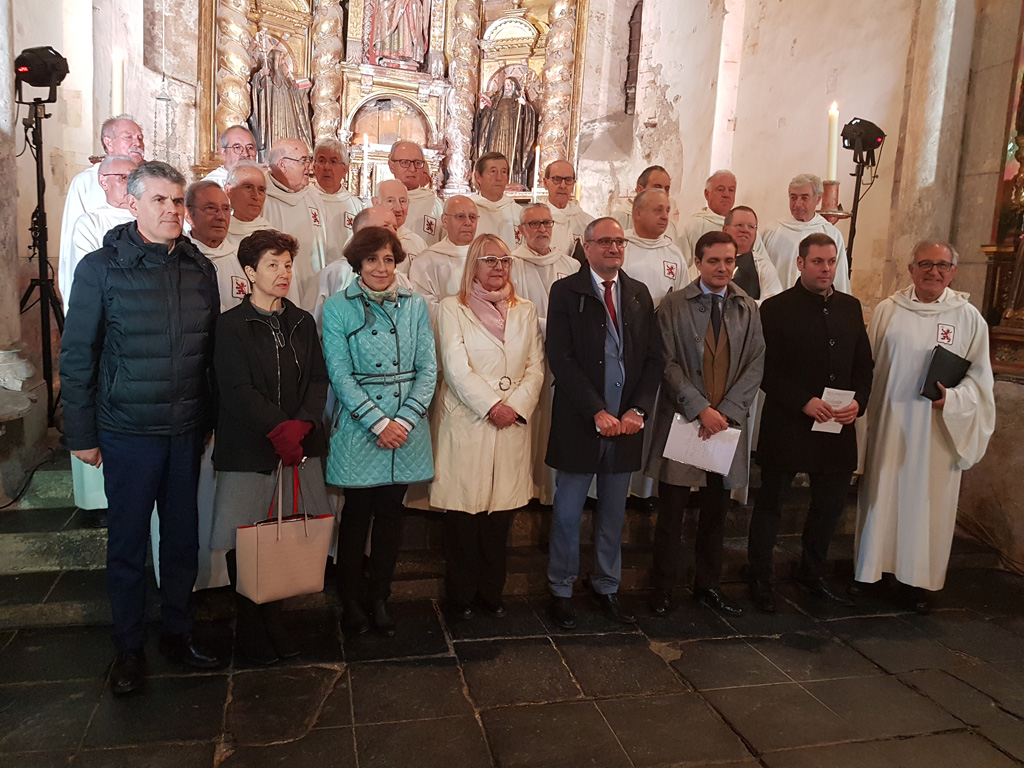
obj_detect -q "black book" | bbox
[920,345,971,401]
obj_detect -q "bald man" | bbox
[678,170,770,268]
[224,161,271,247]
[389,140,443,246]
[542,160,594,260]
[612,165,680,243]
[187,181,248,312]
[262,138,330,309]
[203,125,257,187]
[623,189,688,307]
[374,178,428,271]
[409,195,479,323]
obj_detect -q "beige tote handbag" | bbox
[236,463,334,604]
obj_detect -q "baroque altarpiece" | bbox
[195,0,590,197]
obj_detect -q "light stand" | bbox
[840,117,885,278]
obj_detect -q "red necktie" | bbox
[602,280,618,333]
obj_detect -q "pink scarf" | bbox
[467,279,511,342]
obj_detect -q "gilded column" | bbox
[441,0,480,196]
[215,0,255,136]
[538,0,576,170]
[311,0,344,143]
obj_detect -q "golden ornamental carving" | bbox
[442,0,480,194]
[538,0,575,170]
[215,0,257,135]
[311,0,345,142]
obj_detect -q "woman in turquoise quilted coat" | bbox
[322,227,437,637]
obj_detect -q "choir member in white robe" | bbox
[677,170,769,274]
[543,160,594,259]
[374,179,428,274]
[64,155,138,313]
[470,152,521,248]
[611,165,679,245]
[202,124,257,187]
[409,195,479,324]
[312,138,364,262]
[59,116,145,307]
[389,140,443,246]
[855,241,995,611]
[223,161,272,249]
[763,173,851,294]
[262,138,329,309]
[510,203,579,504]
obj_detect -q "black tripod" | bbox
[19,98,64,426]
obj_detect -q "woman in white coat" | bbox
[431,234,545,619]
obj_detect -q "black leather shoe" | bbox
[694,588,744,616]
[649,591,671,616]
[109,650,145,695]
[593,592,636,624]
[549,596,576,630]
[262,602,300,659]
[799,578,855,606]
[902,586,932,615]
[158,635,222,670]
[748,580,777,613]
[450,603,474,621]
[479,600,506,618]
[342,601,370,636]
[847,581,867,596]
[371,600,396,637]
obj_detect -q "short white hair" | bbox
[314,138,349,165]
[225,160,265,188]
[219,124,254,149]
[98,154,137,174]
[267,140,308,167]
[519,202,551,225]
[789,173,823,197]
[705,169,736,192]
[912,239,959,266]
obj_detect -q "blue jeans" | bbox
[99,430,203,652]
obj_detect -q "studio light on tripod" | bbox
[841,118,885,167]
[14,46,68,104]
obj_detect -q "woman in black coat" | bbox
[210,229,330,665]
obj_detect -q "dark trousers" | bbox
[336,484,407,603]
[99,429,203,652]
[443,509,514,608]
[747,469,851,583]
[652,476,728,593]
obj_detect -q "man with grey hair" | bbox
[263,138,330,309]
[678,170,769,270]
[409,195,479,323]
[373,178,427,269]
[855,240,994,614]
[223,160,271,247]
[203,124,257,186]
[61,160,221,694]
[313,138,364,259]
[59,115,146,304]
[186,181,247,312]
[763,173,851,293]
[623,188,687,308]
[542,159,594,260]
[612,165,680,244]
[389,140,443,246]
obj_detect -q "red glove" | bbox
[267,420,313,466]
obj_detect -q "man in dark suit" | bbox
[545,217,661,629]
[747,233,873,612]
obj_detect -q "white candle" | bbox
[827,101,840,181]
[112,49,125,115]
[533,144,540,190]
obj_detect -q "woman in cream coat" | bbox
[431,234,545,619]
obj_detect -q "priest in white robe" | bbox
[223,160,272,252]
[389,140,443,245]
[677,170,769,271]
[202,124,257,187]
[313,138,364,263]
[763,173,851,294]
[470,151,521,248]
[611,165,680,244]
[510,202,579,504]
[543,160,593,260]
[622,189,688,308]
[855,241,995,611]
[262,138,329,309]
[59,116,145,306]
[373,178,428,273]
[409,195,479,324]
[186,181,248,311]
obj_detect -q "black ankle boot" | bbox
[262,601,299,659]
[226,550,278,665]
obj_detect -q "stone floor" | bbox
[2,568,1024,767]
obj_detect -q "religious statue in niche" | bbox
[370,0,431,70]
[474,69,540,189]
[247,29,314,162]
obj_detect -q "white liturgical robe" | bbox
[408,238,470,324]
[316,185,364,263]
[612,202,679,245]
[395,226,428,276]
[406,187,444,246]
[550,200,594,259]
[622,230,687,307]
[676,208,770,277]
[470,193,521,249]
[202,165,229,187]
[225,214,271,248]
[262,177,329,310]
[59,165,104,301]
[191,237,249,312]
[65,205,135,313]
[855,286,995,591]
[763,214,851,294]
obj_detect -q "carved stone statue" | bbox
[371,0,430,69]
[247,38,315,161]
[474,75,538,188]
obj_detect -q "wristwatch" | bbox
[630,407,646,419]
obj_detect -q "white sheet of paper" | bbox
[662,414,742,475]
[810,387,856,434]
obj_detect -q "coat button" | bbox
[376,363,382,368]
[393,361,398,366]
[376,395,382,400]
[390,328,396,334]
[694,336,700,343]
[699,306,706,312]
[829,339,836,346]
[352,413,359,420]
[823,307,829,314]
[372,329,378,335]
[696,369,702,376]
[394,392,400,397]
[829,374,836,381]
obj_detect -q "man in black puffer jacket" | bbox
[60,161,222,695]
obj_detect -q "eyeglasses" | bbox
[912,260,955,273]
[478,256,513,269]
[225,143,257,154]
[587,237,626,249]
[393,158,426,169]
[266,314,286,348]
[281,156,312,165]
[100,173,129,181]
[314,157,346,167]
[523,219,555,229]
[450,213,479,223]
[547,175,576,186]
